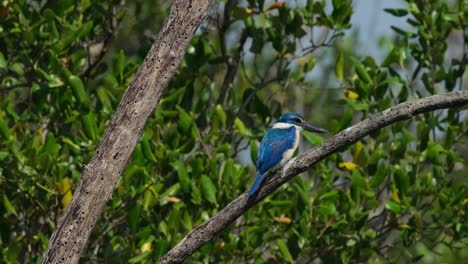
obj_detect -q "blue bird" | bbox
[248,112,328,196]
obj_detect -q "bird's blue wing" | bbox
[256,127,296,174]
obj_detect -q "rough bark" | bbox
[41,1,210,263]
[157,90,468,264]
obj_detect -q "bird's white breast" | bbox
[272,122,302,166]
[280,128,300,166]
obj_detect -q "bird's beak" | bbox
[303,122,328,133]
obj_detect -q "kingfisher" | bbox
[248,112,328,196]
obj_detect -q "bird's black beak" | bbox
[303,122,328,133]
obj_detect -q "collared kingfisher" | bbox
[248,112,328,196]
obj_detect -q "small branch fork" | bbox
[158,90,468,264]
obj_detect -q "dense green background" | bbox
[0,0,467,263]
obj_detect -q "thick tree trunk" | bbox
[157,90,468,264]
[41,1,210,263]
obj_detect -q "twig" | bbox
[79,0,127,77]
[217,30,248,105]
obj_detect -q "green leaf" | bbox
[3,194,17,216]
[351,170,367,191]
[61,137,80,151]
[390,26,414,37]
[171,160,191,193]
[442,13,459,23]
[176,105,194,133]
[97,87,112,109]
[160,184,181,204]
[234,118,252,137]
[231,7,253,19]
[80,0,91,11]
[386,200,402,214]
[277,239,294,263]
[78,21,94,38]
[370,164,387,188]
[345,99,369,111]
[42,132,60,157]
[317,203,336,217]
[250,140,258,164]
[426,142,445,164]
[69,75,90,107]
[181,211,193,231]
[0,52,6,69]
[0,151,9,161]
[190,184,202,205]
[143,188,155,210]
[214,104,227,125]
[81,112,98,140]
[346,238,356,247]
[351,57,372,84]
[0,114,10,140]
[319,190,339,201]
[141,134,157,162]
[128,252,150,263]
[48,74,65,88]
[304,57,316,72]
[9,62,25,76]
[383,8,408,17]
[200,175,217,205]
[161,87,186,104]
[393,167,409,195]
[303,131,326,145]
[128,203,141,233]
[294,180,310,206]
[154,240,169,260]
[114,50,126,80]
[335,52,344,81]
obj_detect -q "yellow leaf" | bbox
[344,90,359,100]
[353,141,363,163]
[141,242,152,253]
[391,189,400,203]
[274,216,292,224]
[296,56,308,66]
[166,196,182,203]
[335,52,344,81]
[266,2,285,11]
[339,162,358,171]
[245,8,253,15]
[56,178,73,209]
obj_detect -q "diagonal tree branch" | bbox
[41,1,210,263]
[158,90,468,264]
[217,30,247,106]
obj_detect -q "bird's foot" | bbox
[281,157,296,176]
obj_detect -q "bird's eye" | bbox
[293,118,302,123]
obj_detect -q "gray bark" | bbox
[41,1,210,263]
[157,90,468,264]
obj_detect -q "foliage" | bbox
[0,0,467,263]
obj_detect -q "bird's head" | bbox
[276,112,328,133]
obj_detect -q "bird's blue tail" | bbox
[248,172,264,196]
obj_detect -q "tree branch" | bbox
[40,1,210,263]
[79,0,126,77]
[217,30,247,105]
[157,90,468,264]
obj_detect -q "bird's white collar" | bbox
[272,122,302,130]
